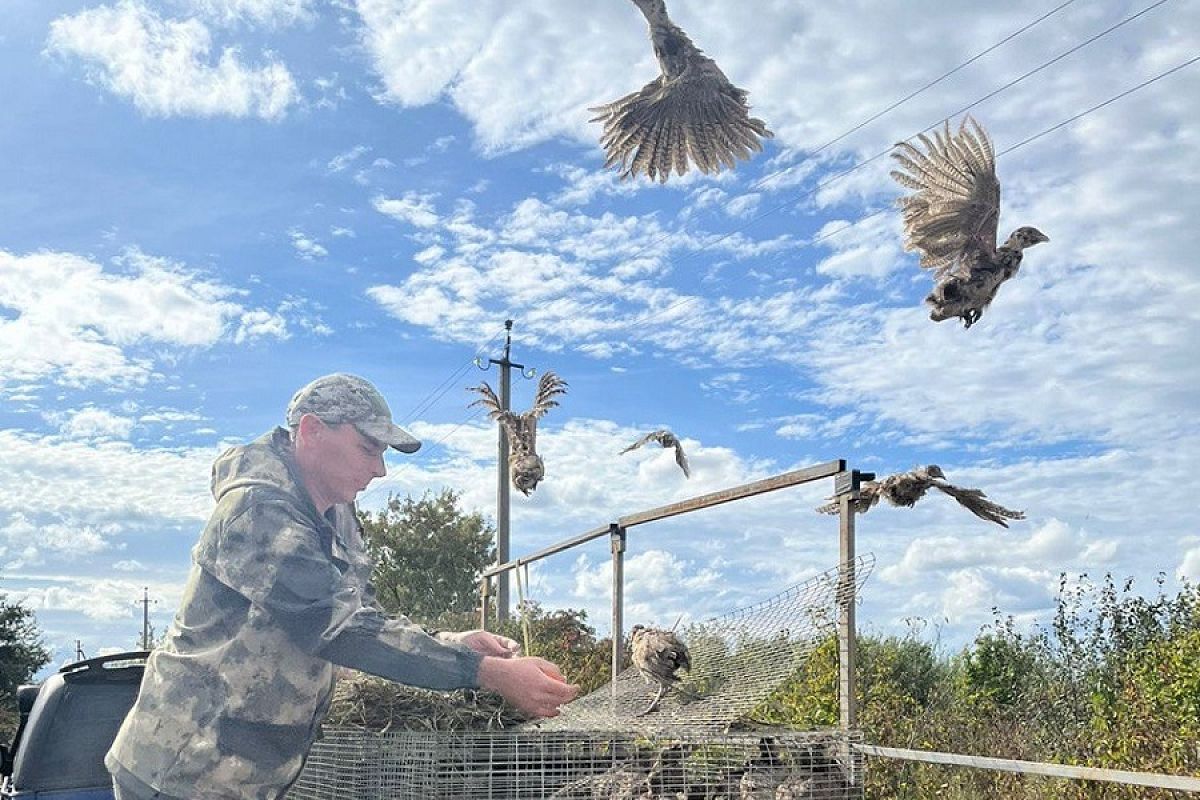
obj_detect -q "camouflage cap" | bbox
[286,373,421,453]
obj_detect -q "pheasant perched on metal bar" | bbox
[890,115,1049,328]
[590,0,773,182]
[815,465,1025,528]
[468,371,567,496]
[629,624,693,715]
[619,428,690,478]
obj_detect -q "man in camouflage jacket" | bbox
[106,374,578,800]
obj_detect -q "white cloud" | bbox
[289,229,328,260]
[1179,548,1200,584]
[0,512,113,569]
[184,0,316,28]
[234,309,289,343]
[55,408,136,440]
[724,193,761,218]
[372,192,441,228]
[327,145,370,173]
[47,0,299,120]
[0,430,217,524]
[0,248,288,388]
[17,577,185,622]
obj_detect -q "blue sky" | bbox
[1,0,1198,679]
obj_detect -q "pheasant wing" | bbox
[890,115,1000,281]
[468,382,520,443]
[591,56,772,182]
[467,382,502,416]
[933,480,1025,528]
[620,430,663,455]
[672,440,691,478]
[815,482,881,515]
[528,371,568,420]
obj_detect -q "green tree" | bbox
[1,593,52,741]
[358,489,495,624]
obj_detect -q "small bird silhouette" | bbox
[891,115,1049,328]
[590,0,773,182]
[816,465,1025,528]
[620,429,690,478]
[630,624,692,715]
[468,371,567,496]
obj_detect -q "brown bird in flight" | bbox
[890,115,1049,328]
[620,429,690,478]
[630,624,693,715]
[468,371,567,496]
[816,465,1026,528]
[590,0,773,182]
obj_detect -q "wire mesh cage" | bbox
[290,556,873,798]
[290,727,863,799]
[536,555,874,736]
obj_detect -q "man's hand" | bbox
[438,629,521,658]
[477,656,579,719]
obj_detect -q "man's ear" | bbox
[295,413,325,444]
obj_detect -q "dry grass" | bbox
[325,672,529,733]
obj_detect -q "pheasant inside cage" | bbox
[292,728,864,799]
[292,555,873,799]
[536,554,874,736]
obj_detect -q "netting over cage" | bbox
[532,554,874,736]
[290,556,873,799]
[290,727,863,799]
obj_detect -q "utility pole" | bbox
[139,587,157,650]
[475,319,535,622]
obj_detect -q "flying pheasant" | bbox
[815,465,1025,528]
[468,371,567,496]
[620,429,690,478]
[590,0,773,182]
[890,115,1049,328]
[630,624,692,715]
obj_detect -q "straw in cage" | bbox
[325,673,529,733]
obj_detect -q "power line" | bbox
[776,0,1083,167]
[380,2,1183,460]
[553,0,1087,297]
[399,325,506,424]
[997,54,1200,156]
[616,6,1184,337]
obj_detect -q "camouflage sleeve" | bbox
[202,491,482,690]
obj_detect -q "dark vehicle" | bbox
[1,652,148,800]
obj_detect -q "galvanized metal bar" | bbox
[609,524,626,699]
[838,492,858,742]
[481,524,612,580]
[618,460,846,528]
[853,744,1200,792]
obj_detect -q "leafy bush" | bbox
[751,574,1200,799]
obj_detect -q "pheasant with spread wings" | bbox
[891,115,1048,328]
[816,464,1025,528]
[468,371,567,496]
[620,428,690,478]
[590,0,773,182]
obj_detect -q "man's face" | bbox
[310,420,388,506]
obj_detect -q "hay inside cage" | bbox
[293,558,873,798]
